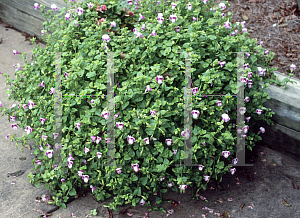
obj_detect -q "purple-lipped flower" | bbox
[127,135,135,144]
[192,110,200,119]
[82,175,89,183]
[199,165,204,171]
[45,150,54,158]
[77,7,84,16]
[256,109,262,115]
[51,4,58,11]
[87,2,94,8]
[179,184,187,190]
[230,168,236,175]
[116,167,122,174]
[165,139,172,146]
[116,122,123,130]
[204,175,210,181]
[90,185,97,193]
[143,137,150,144]
[219,2,226,10]
[222,151,230,158]
[169,14,177,23]
[219,61,226,68]
[13,50,19,55]
[222,114,230,122]
[131,163,139,172]
[181,129,190,138]
[34,3,39,10]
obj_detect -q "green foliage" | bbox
[0,0,293,213]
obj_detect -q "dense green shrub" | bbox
[0,0,296,212]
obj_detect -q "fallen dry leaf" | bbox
[292,181,300,190]
[120,209,127,214]
[282,198,292,207]
[239,203,245,209]
[221,210,230,218]
[171,200,180,207]
[23,144,32,150]
[217,198,224,203]
[0,38,3,44]
[242,15,248,20]
[4,23,13,28]
[7,170,25,178]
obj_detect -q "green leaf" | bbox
[61,183,68,193]
[68,188,77,196]
[121,101,129,110]
[132,175,138,181]
[140,177,148,186]
[124,154,131,160]
[86,71,96,78]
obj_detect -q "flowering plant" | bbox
[0,0,296,212]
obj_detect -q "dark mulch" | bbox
[218,0,300,80]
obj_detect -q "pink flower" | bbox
[179,184,187,190]
[45,150,54,158]
[33,3,39,10]
[143,137,150,144]
[116,167,122,174]
[222,151,230,158]
[75,122,82,129]
[82,175,89,183]
[219,61,226,68]
[167,182,173,187]
[131,163,139,172]
[181,129,190,138]
[97,152,102,159]
[101,5,107,11]
[84,147,90,153]
[127,135,135,144]
[222,114,230,122]
[230,168,236,175]
[156,75,164,84]
[145,85,153,93]
[90,185,97,193]
[51,4,58,11]
[165,139,172,146]
[140,198,146,205]
[116,122,123,130]
[13,50,19,55]
[192,110,200,119]
[256,108,262,115]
